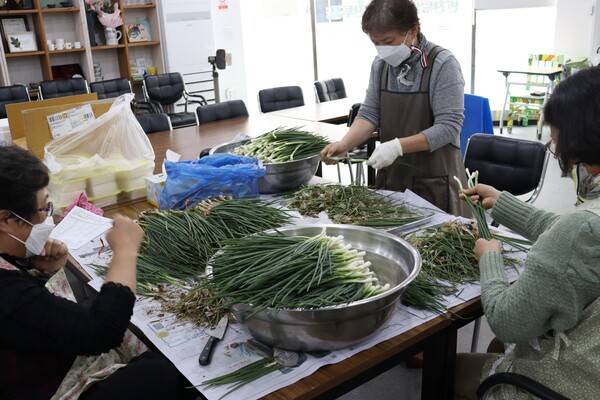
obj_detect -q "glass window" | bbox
[473,6,556,112]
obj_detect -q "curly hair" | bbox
[361,0,420,36]
[0,146,49,220]
[544,66,600,174]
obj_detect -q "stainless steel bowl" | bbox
[231,224,421,351]
[210,139,320,194]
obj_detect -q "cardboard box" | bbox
[6,93,98,140]
[145,174,166,208]
[22,98,115,158]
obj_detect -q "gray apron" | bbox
[375,46,470,217]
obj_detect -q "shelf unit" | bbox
[0,0,165,88]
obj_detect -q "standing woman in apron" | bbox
[321,0,470,217]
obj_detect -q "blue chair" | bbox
[461,93,493,155]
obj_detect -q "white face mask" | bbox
[8,214,55,258]
[376,35,413,67]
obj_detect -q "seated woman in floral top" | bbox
[0,146,196,400]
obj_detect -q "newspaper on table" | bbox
[72,189,527,400]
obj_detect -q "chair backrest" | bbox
[0,84,30,119]
[464,134,549,203]
[135,113,172,134]
[196,99,248,124]
[90,78,132,99]
[143,72,185,106]
[527,54,564,87]
[314,78,347,103]
[257,85,304,113]
[39,78,89,100]
[461,94,494,155]
[347,102,361,127]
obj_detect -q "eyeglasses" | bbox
[545,140,557,158]
[34,202,54,217]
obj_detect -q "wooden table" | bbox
[73,115,481,400]
[146,114,348,174]
[497,66,563,139]
[267,98,357,125]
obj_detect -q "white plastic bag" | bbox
[44,94,155,208]
[44,93,154,176]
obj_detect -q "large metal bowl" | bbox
[231,224,421,351]
[210,139,320,194]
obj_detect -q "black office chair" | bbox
[464,134,549,206]
[143,72,207,129]
[90,78,132,100]
[314,78,347,103]
[135,113,172,134]
[196,99,248,124]
[0,84,30,119]
[464,133,549,353]
[90,78,161,114]
[257,85,304,113]
[38,78,90,100]
[477,372,569,400]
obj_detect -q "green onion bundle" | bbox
[286,184,427,227]
[232,126,330,163]
[134,197,293,296]
[198,228,389,313]
[454,170,491,239]
[200,358,282,399]
[402,220,529,314]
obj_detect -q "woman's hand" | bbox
[320,141,350,165]
[459,183,501,210]
[473,238,501,261]
[106,214,144,257]
[29,238,68,274]
[104,215,144,294]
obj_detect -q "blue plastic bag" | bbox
[160,154,266,210]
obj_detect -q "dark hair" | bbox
[544,66,600,174]
[362,0,420,35]
[0,146,49,220]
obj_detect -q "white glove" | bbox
[366,138,403,169]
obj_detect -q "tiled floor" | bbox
[333,124,576,400]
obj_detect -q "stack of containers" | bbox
[49,158,154,211]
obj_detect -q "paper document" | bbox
[51,206,113,250]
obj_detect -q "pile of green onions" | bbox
[401,220,530,314]
[197,228,389,313]
[133,197,292,296]
[287,184,427,227]
[232,126,330,163]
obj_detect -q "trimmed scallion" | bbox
[233,126,330,163]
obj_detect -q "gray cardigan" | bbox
[357,33,465,151]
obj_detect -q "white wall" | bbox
[554,0,596,60]
[590,0,600,64]
[209,0,247,102]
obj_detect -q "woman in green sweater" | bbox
[454,66,600,399]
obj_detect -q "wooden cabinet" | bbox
[0,0,164,89]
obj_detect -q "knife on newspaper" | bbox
[199,316,228,366]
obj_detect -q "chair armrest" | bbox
[182,91,208,111]
[132,99,163,114]
[477,373,570,400]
